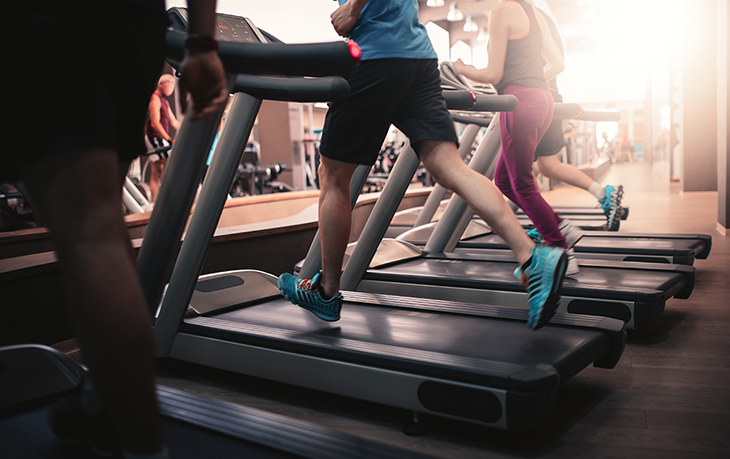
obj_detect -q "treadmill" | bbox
[387,67,712,264]
[290,93,695,330]
[0,10,424,459]
[399,220,712,266]
[137,10,627,433]
[388,63,624,232]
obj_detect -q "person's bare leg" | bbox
[535,154,594,191]
[148,157,168,202]
[317,156,359,299]
[418,140,534,265]
[20,149,164,455]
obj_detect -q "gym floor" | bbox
[153,160,730,458]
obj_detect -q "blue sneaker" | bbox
[514,245,568,330]
[278,271,342,321]
[599,185,624,231]
[526,227,543,243]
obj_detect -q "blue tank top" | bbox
[338,0,436,60]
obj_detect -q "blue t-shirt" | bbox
[338,0,436,60]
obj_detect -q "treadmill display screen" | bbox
[215,15,259,43]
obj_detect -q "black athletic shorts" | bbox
[534,90,566,159]
[319,59,459,165]
[1,3,168,181]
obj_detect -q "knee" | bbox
[426,163,461,192]
[318,160,354,192]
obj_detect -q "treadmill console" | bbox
[167,7,265,44]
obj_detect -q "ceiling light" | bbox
[426,0,445,7]
[463,16,479,32]
[477,27,488,41]
[447,3,464,22]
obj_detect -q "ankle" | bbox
[319,285,339,300]
[517,241,536,266]
[588,182,605,200]
[521,257,533,272]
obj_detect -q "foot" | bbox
[50,398,118,457]
[524,219,584,249]
[514,245,568,331]
[599,185,624,231]
[278,271,342,322]
[559,219,584,249]
[565,248,580,276]
[526,227,543,243]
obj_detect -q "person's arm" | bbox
[167,104,181,132]
[453,5,510,85]
[331,0,370,37]
[534,9,564,82]
[148,95,172,142]
[178,0,229,121]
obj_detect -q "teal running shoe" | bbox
[514,245,568,330]
[599,185,624,231]
[278,271,342,321]
[526,227,543,243]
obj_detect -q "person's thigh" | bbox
[319,59,420,166]
[392,59,459,152]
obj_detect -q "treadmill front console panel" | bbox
[167,8,265,44]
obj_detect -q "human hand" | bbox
[452,59,466,76]
[179,50,229,122]
[331,2,359,37]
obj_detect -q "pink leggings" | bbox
[495,85,566,248]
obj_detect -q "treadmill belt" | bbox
[460,233,706,259]
[186,295,615,390]
[366,256,690,302]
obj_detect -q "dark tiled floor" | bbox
[156,161,730,458]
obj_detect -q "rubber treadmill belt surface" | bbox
[187,296,612,390]
[460,233,705,257]
[367,257,687,301]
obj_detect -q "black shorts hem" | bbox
[319,59,458,165]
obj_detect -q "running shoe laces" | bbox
[599,185,624,231]
[278,271,342,322]
[514,245,568,330]
[526,227,543,243]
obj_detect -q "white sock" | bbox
[588,182,605,200]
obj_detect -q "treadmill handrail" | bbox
[451,113,494,128]
[576,110,621,122]
[166,29,358,78]
[233,74,350,103]
[442,90,518,112]
[553,103,582,119]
